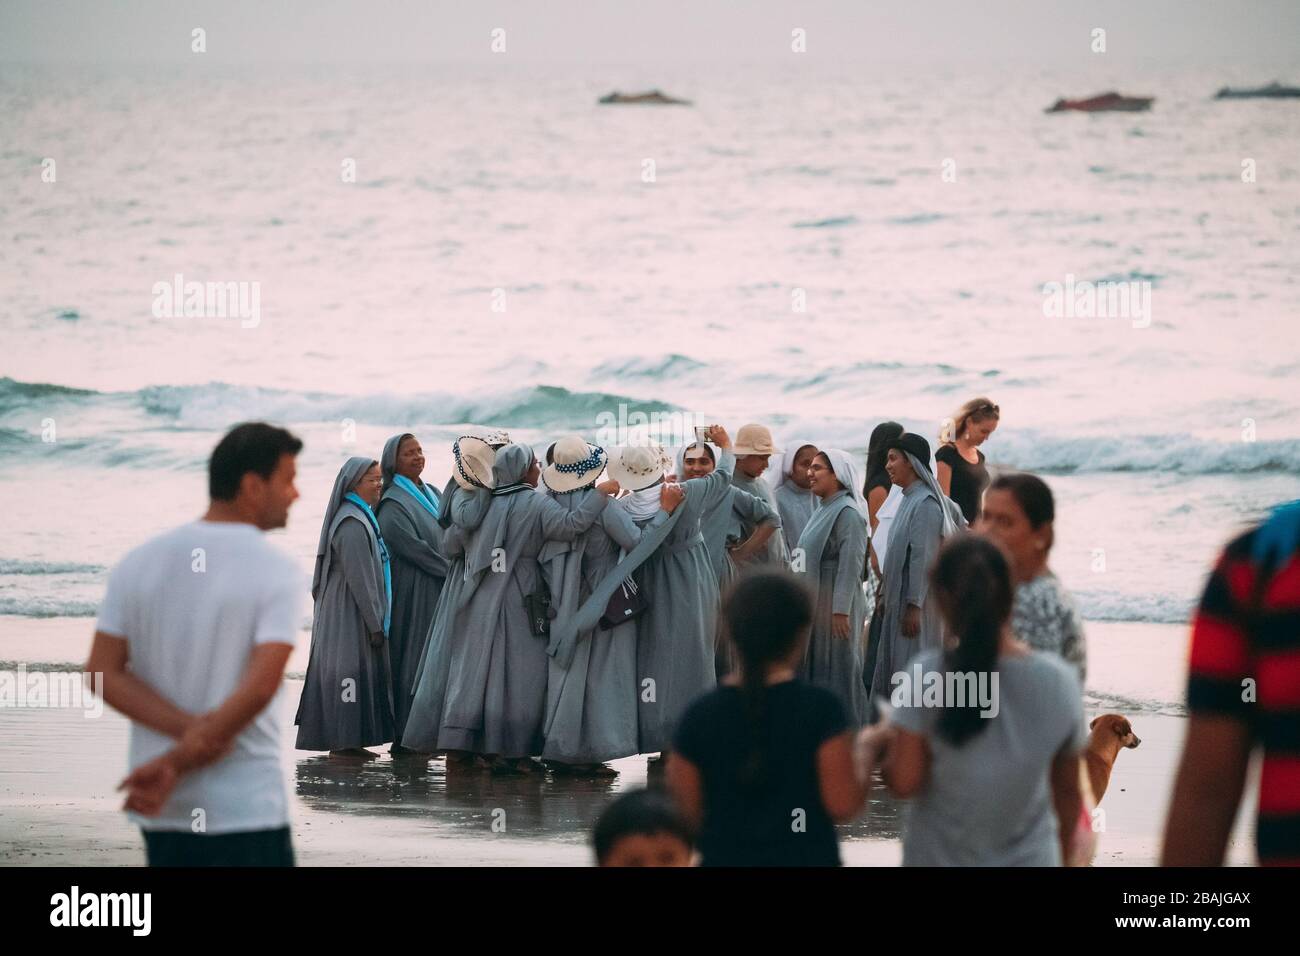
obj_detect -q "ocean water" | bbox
[2,61,1299,675]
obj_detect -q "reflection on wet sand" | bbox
[294,752,905,850]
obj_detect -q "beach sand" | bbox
[0,617,1259,866]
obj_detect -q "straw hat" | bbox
[543,435,608,493]
[452,436,497,490]
[606,442,672,492]
[733,423,782,456]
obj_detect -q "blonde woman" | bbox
[936,397,1000,524]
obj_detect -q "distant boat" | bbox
[598,89,691,106]
[1045,92,1154,114]
[1215,82,1300,100]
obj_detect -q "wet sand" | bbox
[0,618,1260,866]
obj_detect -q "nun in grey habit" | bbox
[868,435,966,700]
[437,443,612,770]
[606,435,737,755]
[795,448,871,726]
[676,441,782,678]
[296,456,395,754]
[538,436,680,770]
[375,433,450,752]
[400,437,497,756]
[772,440,818,554]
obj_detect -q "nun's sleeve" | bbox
[378,503,450,579]
[450,487,491,531]
[732,487,781,531]
[335,517,385,634]
[441,525,466,558]
[538,490,609,541]
[689,448,737,511]
[601,501,669,552]
[903,497,944,609]
[831,509,867,616]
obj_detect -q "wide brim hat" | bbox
[481,429,511,449]
[452,436,497,490]
[606,442,671,492]
[885,432,933,473]
[466,426,511,450]
[732,423,782,457]
[543,435,609,492]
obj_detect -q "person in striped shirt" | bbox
[1163,500,1300,866]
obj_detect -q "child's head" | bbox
[722,571,814,677]
[592,788,694,867]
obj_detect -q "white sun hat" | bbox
[543,434,609,493]
[606,442,672,492]
[452,436,497,490]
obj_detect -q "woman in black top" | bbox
[936,397,999,523]
[667,572,871,866]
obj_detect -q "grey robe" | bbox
[731,470,790,566]
[399,483,491,752]
[376,477,449,745]
[774,479,816,554]
[295,501,395,750]
[870,480,947,698]
[436,448,610,757]
[795,491,870,725]
[540,487,669,763]
[628,448,736,753]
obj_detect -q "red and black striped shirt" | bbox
[1187,525,1300,866]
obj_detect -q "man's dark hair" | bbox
[591,788,694,863]
[208,422,303,501]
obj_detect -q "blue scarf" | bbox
[345,492,392,635]
[393,474,440,520]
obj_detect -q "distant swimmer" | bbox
[1045,92,1154,113]
[598,89,692,106]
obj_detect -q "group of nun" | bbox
[293,420,967,773]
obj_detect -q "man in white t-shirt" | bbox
[87,422,305,866]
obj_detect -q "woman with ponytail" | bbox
[873,535,1087,865]
[667,572,870,866]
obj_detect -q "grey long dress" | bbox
[295,501,395,750]
[691,458,781,678]
[628,448,736,753]
[399,483,490,752]
[731,470,790,566]
[540,488,669,764]
[436,447,610,758]
[870,480,947,698]
[376,479,449,744]
[698,482,781,596]
[796,491,870,725]
[774,479,816,554]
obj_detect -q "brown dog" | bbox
[1084,714,1142,804]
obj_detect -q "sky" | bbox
[2,0,1298,66]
